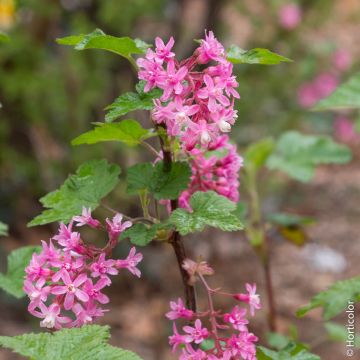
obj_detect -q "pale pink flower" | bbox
[166,298,194,320]
[30,302,71,329]
[73,207,100,228]
[234,283,261,316]
[279,3,302,30]
[106,213,132,237]
[51,270,89,310]
[183,319,209,344]
[116,247,143,277]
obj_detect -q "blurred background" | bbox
[0,0,360,359]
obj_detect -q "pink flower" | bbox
[234,283,261,316]
[106,213,132,237]
[83,278,109,304]
[169,323,191,352]
[147,37,175,64]
[51,270,89,310]
[224,306,249,331]
[279,3,302,30]
[183,319,209,344]
[297,82,318,108]
[73,207,100,228]
[25,253,52,282]
[334,116,359,143]
[90,253,118,280]
[24,278,51,309]
[166,298,194,320]
[224,332,258,360]
[160,60,188,101]
[333,49,352,72]
[197,74,230,113]
[313,72,338,99]
[116,247,143,277]
[51,252,84,282]
[197,30,226,64]
[53,222,84,254]
[30,302,71,329]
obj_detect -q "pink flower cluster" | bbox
[179,135,242,209]
[167,259,261,359]
[278,3,302,30]
[297,72,339,108]
[334,116,360,144]
[24,207,142,329]
[138,32,242,205]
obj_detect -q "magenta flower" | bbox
[223,305,249,331]
[90,253,118,280]
[197,30,226,64]
[106,213,132,238]
[183,319,209,344]
[147,36,175,64]
[73,207,100,228]
[224,332,258,360]
[160,60,188,101]
[51,270,89,310]
[83,278,109,304]
[333,49,352,72]
[169,323,191,352]
[30,302,71,329]
[25,253,52,282]
[234,283,261,316]
[51,252,84,282]
[116,247,143,278]
[166,298,194,320]
[197,74,229,113]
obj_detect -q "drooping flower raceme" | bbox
[137,31,243,206]
[166,259,261,359]
[24,208,143,329]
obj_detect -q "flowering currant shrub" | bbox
[0,28,354,360]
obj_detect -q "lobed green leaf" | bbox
[28,159,120,226]
[0,325,143,360]
[72,120,153,146]
[105,82,162,123]
[0,246,41,298]
[314,72,360,111]
[126,161,191,200]
[296,276,360,320]
[266,131,352,182]
[56,29,148,60]
[169,191,244,235]
[227,45,292,65]
[257,342,320,360]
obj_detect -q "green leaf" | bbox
[126,161,191,200]
[257,343,320,360]
[169,191,244,235]
[72,120,153,146]
[0,246,41,298]
[227,45,292,65]
[267,213,315,227]
[314,72,360,111]
[28,160,120,226]
[0,32,10,43]
[56,29,147,60]
[105,82,162,123]
[233,202,247,223]
[267,333,292,351]
[244,138,275,173]
[324,322,360,347]
[120,223,157,246]
[0,325,143,360]
[0,221,8,236]
[297,276,360,320]
[266,131,352,182]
